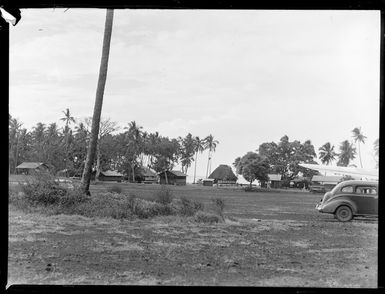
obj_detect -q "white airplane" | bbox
[298,163,379,181]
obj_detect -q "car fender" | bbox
[323,198,358,214]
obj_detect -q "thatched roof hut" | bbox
[208,164,237,184]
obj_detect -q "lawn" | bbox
[8,183,378,287]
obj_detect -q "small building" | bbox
[208,165,238,185]
[15,162,49,175]
[98,170,124,182]
[311,175,342,192]
[202,178,214,187]
[139,167,158,184]
[267,174,282,189]
[291,177,311,189]
[159,170,187,185]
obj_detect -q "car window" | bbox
[341,186,354,193]
[356,186,377,195]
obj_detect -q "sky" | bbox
[9,9,380,182]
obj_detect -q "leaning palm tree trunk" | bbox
[81,9,114,195]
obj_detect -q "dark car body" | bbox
[315,180,378,222]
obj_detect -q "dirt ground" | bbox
[7,184,378,287]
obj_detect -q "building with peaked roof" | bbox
[267,174,282,188]
[208,164,237,184]
[158,170,187,185]
[310,175,343,192]
[98,170,124,182]
[15,162,49,175]
[138,167,158,184]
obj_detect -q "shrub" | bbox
[9,191,31,212]
[154,185,174,205]
[179,196,204,216]
[194,211,221,224]
[211,197,225,221]
[57,187,90,209]
[22,172,68,206]
[106,184,123,194]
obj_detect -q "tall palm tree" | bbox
[9,117,23,173]
[192,136,205,183]
[337,140,356,167]
[352,127,367,168]
[125,121,143,182]
[373,138,379,168]
[60,109,76,175]
[318,142,337,165]
[81,9,114,195]
[60,108,76,129]
[204,134,219,178]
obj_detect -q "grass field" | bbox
[8,182,378,287]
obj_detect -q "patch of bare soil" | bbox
[8,205,377,287]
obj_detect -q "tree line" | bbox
[234,129,379,188]
[8,111,220,183]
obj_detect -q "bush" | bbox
[211,197,225,221]
[73,193,132,219]
[15,172,89,211]
[22,172,68,206]
[179,196,204,216]
[194,211,222,224]
[154,185,174,205]
[9,191,31,212]
[106,184,123,194]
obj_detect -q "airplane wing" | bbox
[298,163,378,180]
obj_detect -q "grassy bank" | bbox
[9,175,226,224]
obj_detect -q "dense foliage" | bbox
[9,113,219,181]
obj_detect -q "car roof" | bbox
[337,180,378,187]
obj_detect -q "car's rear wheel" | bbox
[335,205,353,222]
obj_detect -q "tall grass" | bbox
[10,177,216,222]
[211,197,225,221]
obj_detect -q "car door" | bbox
[354,186,378,215]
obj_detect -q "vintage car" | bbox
[315,180,378,222]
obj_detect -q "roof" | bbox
[100,170,124,177]
[268,174,282,181]
[168,170,187,177]
[141,167,157,177]
[312,175,342,182]
[16,162,48,169]
[336,180,378,187]
[208,165,237,181]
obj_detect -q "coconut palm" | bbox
[318,142,337,165]
[337,140,356,167]
[60,108,76,129]
[373,138,379,168]
[192,136,206,183]
[9,117,23,173]
[125,121,143,182]
[81,9,114,195]
[204,134,219,178]
[352,127,367,168]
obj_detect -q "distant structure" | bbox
[15,162,49,175]
[267,174,282,189]
[208,164,237,185]
[139,167,158,184]
[159,170,187,185]
[310,175,343,192]
[202,178,214,186]
[98,170,124,182]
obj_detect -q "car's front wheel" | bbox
[335,205,353,222]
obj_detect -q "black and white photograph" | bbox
[5,4,380,288]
